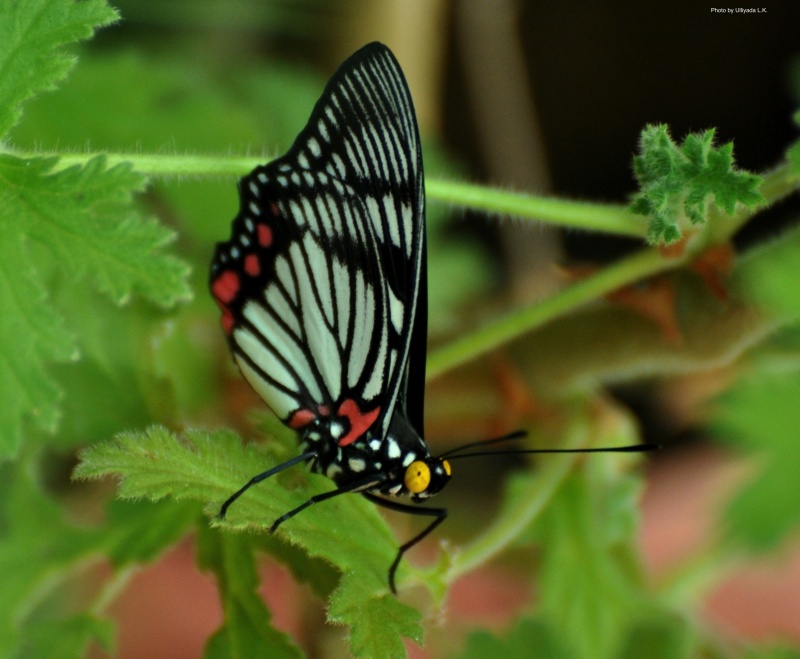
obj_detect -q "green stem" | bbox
[425,179,647,238]
[89,564,138,617]
[442,415,589,583]
[2,149,263,178]
[3,147,647,238]
[426,247,674,380]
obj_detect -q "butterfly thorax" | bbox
[296,406,451,502]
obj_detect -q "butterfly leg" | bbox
[268,474,382,534]
[363,492,447,595]
[219,449,317,519]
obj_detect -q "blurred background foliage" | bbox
[4,0,800,657]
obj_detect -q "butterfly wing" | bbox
[210,42,426,442]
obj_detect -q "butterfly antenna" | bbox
[438,429,528,459]
[444,442,659,461]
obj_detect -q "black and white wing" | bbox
[210,42,426,445]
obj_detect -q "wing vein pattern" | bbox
[210,42,426,441]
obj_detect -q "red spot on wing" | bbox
[220,309,235,334]
[269,202,280,216]
[288,409,316,429]
[244,253,260,276]
[212,271,241,335]
[257,224,273,247]
[337,399,381,447]
[211,270,240,304]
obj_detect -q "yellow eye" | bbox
[442,460,451,477]
[404,461,430,493]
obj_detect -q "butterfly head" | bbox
[404,456,452,501]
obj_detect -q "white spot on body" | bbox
[348,458,366,472]
[402,452,416,467]
[386,438,400,459]
[249,202,261,216]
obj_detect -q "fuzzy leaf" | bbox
[75,426,423,655]
[630,124,763,244]
[0,0,117,137]
[0,154,190,456]
[0,155,191,306]
[0,235,76,454]
[197,525,302,659]
[328,573,423,659]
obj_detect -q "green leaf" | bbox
[18,615,116,659]
[328,573,422,659]
[509,268,772,397]
[197,524,302,659]
[715,373,800,549]
[630,124,763,244]
[746,645,800,659]
[0,237,76,454]
[0,460,100,657]
[785,110,800,176]
[101,498,200,567]
[75,426,423,655]
[716,223,800,548]
[1,457,196,658]
[457,618,571,659]
[737,223,800,319]
[615,616,694,659]
[0,155,191,307]
[0,0,117,138]
[535,458,650,659]
[0,154,191,456]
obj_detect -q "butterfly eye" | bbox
[404,461,431,493]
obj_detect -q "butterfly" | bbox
[210,42,654,594]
